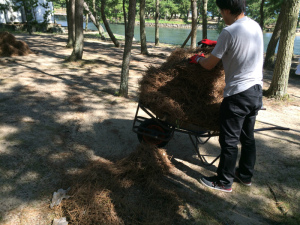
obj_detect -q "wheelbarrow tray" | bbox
[132,102,290,166]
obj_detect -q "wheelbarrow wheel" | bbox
[137,119,170,147]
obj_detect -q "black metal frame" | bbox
[132,103,290,166]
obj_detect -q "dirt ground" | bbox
[0,33,299,225]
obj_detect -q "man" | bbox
[190,0,263,192]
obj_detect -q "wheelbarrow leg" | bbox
[188,134,220,166]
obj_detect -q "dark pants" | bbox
[217,84,262,187]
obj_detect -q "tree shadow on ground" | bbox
[0,33,299,224]
[0,82,298,224]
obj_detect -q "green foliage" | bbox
[0,3,9,11]
[176,0,190,21]
[105,0,122,21]
[216,19,225,34]
[52,0,65,9]
[246,0,261,21]
[92,0,127,23]
[160,0,180,20]
[144,0,154,19]
[139,0,189,21]
[49,0,295,31]
[246,0,284,28]
[208,0,220,20]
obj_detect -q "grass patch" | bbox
[3,134,24,145]
[0,28,24,34]
[101,88,119,96]
[191,206,224,224]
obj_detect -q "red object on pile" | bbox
[198,39,217,46]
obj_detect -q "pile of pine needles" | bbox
[139,47,225,131]
[0,31,33,57]
[56,144,188,225]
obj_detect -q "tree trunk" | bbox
[190,0,197,49]
[181,31,192,48]
[197,0,201,19]
[264,3,285,69]
[24,3,33,35]
[123,0,127,33]
[265,0,300,99]
[21,6,26,23]
[155,0,159,46]
[85,12,88,31]
[298,10,300,27]
[69,0,84,61]
[101,0,120,47]
[140,0,148,54]
[119,0,137,98]
[202,0,208,39]
[23,2,29,21]
[182,16,201,48]
[66,0,75,48]
[83,1,105,39]
[259,0,265,29]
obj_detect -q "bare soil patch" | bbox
[0,33,299,225]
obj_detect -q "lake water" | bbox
[56,20,300,55]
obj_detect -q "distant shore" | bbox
[134,21,218,30]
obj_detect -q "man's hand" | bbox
[188,53,205,64]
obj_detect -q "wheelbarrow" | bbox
[132,103,290,166]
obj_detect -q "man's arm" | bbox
[198,54,221,70]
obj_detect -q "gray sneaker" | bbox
[200,176,232,193]
[235,171,252,186]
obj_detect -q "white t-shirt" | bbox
[296,58,300,75]
[212,16,264,97]
[296,65,300,75]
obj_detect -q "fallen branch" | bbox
[267,183,289,215]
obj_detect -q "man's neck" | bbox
[228,13,245,25]
[236,13,245,21]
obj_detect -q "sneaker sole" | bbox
[235,175,252,186]
[200,179,232,193]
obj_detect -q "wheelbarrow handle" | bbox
[254,126,290,132]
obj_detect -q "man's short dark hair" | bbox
[216,0,246,15]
